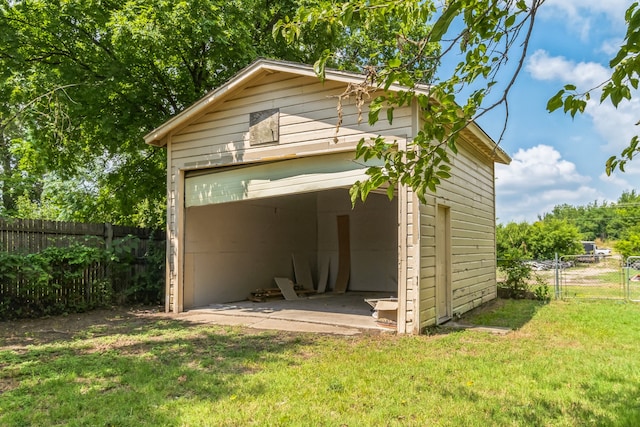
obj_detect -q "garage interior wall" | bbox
[183,189,398,308]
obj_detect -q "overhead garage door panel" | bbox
[185,151,383,207]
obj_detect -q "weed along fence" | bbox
[0,218,165,319]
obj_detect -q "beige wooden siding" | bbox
[404,188,420,334]
[419,141,497,329]
[169,72,413,167]
[167,161,183,312]
[165,71,413,313]
[397,164,420,333]
[166,138,175,312]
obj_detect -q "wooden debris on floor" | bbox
[248,278,316,302]
[248,288,286,302]
[365,297,398,328]
[317,257,330,294]
[274,277,299,300]
[292,253,314,290]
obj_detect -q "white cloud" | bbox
[543,0,630,21]
[599,38,624,56]
[588,100,640,151]
[496,145,586,193]
[526,49,640,153]
[526,50,608,87]
[599,171,631,188]
[495,145,605,222]
[541,0,630,40]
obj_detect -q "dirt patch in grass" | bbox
[0,380,19,396]
[0,306,165,348]
[0,298,531,351]
[0,305,319,355]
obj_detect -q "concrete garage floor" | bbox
[172,292,396,335]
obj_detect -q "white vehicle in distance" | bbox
[594,247,612,256]
[581,241,612,257]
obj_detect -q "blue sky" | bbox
[474,0,639,223]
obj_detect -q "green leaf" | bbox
[386,183,395,201]
[349,183,360,206]
[313,50,331,80]
[430,1,462,42]
[505,14,516,28]
[435,170,451,179]
[342,5,354,25]
[610,48,628,68]
[368,103,383,125]
[605,155,618,175]
[547,90,565,112]
[386,106,394,125]
[388,57,401,68]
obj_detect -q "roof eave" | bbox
[144,60,271,146]
[465,122,511,165]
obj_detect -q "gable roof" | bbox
[144,58,510,164]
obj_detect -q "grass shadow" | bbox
[0,306,319,426]
[459,298,546,329]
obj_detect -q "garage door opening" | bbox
[183,188,398,309]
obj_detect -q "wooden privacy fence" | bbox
[0,218,151,251]
[0,218,165,319]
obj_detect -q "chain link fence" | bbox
[626,256,640,301]
[559,255,625,300]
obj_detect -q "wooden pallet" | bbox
[248,286,316,302]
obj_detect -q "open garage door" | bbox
[185,151,381,207]
[182,152,399,309]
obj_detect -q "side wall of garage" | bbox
[418,141,498,329]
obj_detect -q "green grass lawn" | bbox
[2,300,640,426]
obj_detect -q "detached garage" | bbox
[145,59,510,334]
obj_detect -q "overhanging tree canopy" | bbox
[277,0,640,203]
[0,0,337,226]
[275,0,544,202]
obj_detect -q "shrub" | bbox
[109,234,164,305]
[498,257,532,299]
[498,250,551,302]
[0,235,165,320]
